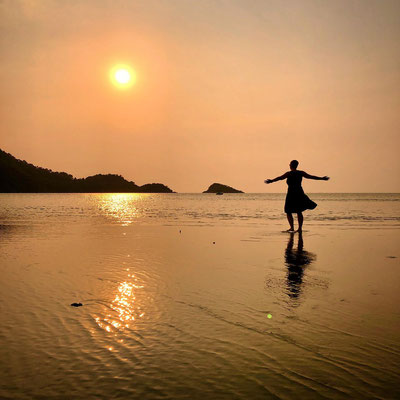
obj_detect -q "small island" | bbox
[0,149,174,193]
[203,183,244,194]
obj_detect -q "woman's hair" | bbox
[290,160,299,169]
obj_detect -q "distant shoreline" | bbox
[1,149,399,195]
[0,148,174,193]
[0,192,398,195]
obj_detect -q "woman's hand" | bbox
[264,179,273,184]
[322,176,330,181]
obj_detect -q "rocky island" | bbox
[0,149,174,193]
[203,183,244,193]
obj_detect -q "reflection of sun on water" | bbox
[93,194,148,341]
[97,193,146,226]
[95,273,144,333]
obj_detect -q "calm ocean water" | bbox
[0,193,399,399]
[1,193,399,227]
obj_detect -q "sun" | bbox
[110,65,136,89]
[115,69,130,84]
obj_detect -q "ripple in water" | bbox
[0,194,399,399]
[94,271,145,334]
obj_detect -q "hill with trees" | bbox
[0,149,174,193]
[203,183,244,193]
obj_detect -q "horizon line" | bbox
[0,192,399,195]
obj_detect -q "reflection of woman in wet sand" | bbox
[265,160,329,232]
[285,231,315,299]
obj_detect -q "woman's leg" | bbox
[297,212,303,232]
[286,213,294,231]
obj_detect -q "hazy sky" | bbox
[1,0,399,192]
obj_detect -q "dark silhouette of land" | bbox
[203,183,244,193]
[0,149,174,193]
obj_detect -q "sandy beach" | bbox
[0,194,399,399]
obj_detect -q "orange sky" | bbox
[1,0,399,192]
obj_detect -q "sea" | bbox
[0,193,399,399]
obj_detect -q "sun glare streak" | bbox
[96,193,146,225]
[95,275,145,335]
[93,194,149,347]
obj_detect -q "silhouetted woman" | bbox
[265,160,329,232]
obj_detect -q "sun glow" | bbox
[110,65,136,89]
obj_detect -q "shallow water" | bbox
[0,194,399,399]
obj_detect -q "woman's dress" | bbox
[284,170,317,213]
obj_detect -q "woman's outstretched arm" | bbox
[302,171,330,180]
[264,172,289,184]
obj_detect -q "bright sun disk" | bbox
[110,65,135,89]
[115,69,131,84]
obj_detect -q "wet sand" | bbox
[1,219,399,399]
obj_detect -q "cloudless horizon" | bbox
[1,0,399,193]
